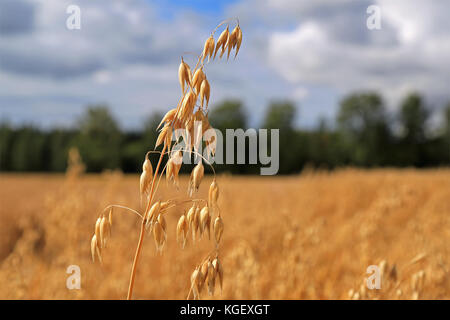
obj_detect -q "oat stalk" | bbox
[91,19,242,300]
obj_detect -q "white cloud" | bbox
[291,87,309,101]
[266,0,450,109]
[1,0,449,129]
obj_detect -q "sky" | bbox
[0,0,449,130]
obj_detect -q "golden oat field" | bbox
[0,169,449,300]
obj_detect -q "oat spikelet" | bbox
[155,125,173,151]
[178,57,192,93]
[95,217,102,249]
[179,90,196,122]
[192,68,205,94]
[214,216,224,244]
[192,111,205,154]
[140,154,153,204]
[199,260,209,292]
[153,221,165,253]
[199,206,210,239]
[207,260,216,296]
[190,268,201,300]
[199,78,210,108]
[202,35,215,63]
[204,128,217,158]
[166,158,174,185]
[188,160,204,196]
[91,234,97,262]
[91,234,102,264]
[157,108,177,130]
[234,25,242,59]
[192,205,200,241]
[166,151,182,187]
[108,208,113,227]
[146,201,161,229]
[157,214,166,233]
[208,179,219,211]
[214,26,229,59]
[183,117,194,152]
[212,257,223,293]
[227,25,239,60]
[187,203,196,226]
[99,216,108,248]
[177,214,189,248]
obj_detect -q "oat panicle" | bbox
[91,18,242,300]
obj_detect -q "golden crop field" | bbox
[0,169,449,300]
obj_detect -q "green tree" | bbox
[209,100,247,132]
[74,106,122,172]
[262,101,296,130]
[443,104,450,163]
[0,122,13,170]
[10,126,46,171]
[337,92,391,166]
[142,112,163,149]
[121,112,162,173]
[398,93,429,166]
[208,100,248,174]
[400,93,428,143]
[46,129,76,171]
[262,100,299,173]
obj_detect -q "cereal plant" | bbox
[89,19,242,300]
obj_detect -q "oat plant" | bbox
[90,19,242,300]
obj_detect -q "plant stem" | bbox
[126,219,146,300]
[127,144,167,300]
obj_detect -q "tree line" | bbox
[0,91,449,174]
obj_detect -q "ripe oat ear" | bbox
[91,235,97,262]
[202,35,215,64]
[206,260,216,296]
[202,37,210,64]
[212,257,223,293]
[155,125,173,152]
[208,179,219,212]
[192,68,205,94]
[227,25,238,60]
[146,201,161,226]
[199,206,209,237]
[140,154,153,205]
[99,216,107,248]
[207,36,215,62]
[157,108,177,130]
[177,214,188,248]
[234,25,242,59]
[108,208,113,227]
[95,217,102,248]
[188,160,204,196]
[214,26,229,59]
[153,221,165,254]
[178,57,192,93]
[190,268,202,300]
[93,18,242,300]
[192,206,200,242]
[214,216,224,244]
[199,78,210,108]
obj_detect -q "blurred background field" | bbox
[1,169,449,299]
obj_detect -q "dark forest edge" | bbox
[1,91,449,174]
